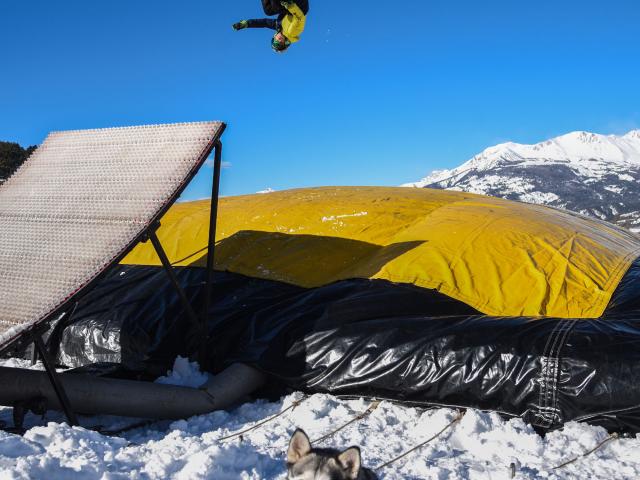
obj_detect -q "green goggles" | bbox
[271,36,290,52]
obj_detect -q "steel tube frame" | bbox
[201,140,223,365]
[148,230,201,329]
[1,129,226,429]
[0,123,226,359]
[33,336,78,426]
[5,227,207,431]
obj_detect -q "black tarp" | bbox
[50,259,640,433]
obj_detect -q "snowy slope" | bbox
[404,130,640,231]
[1,357,639,479]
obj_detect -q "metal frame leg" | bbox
[148,231,201,330]
[204,140,222,320]
[33,336,78,426]
[200,141,223,365]
[141,141,223,367]
[30,344,38,366]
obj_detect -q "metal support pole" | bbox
[200,141,223,364]
[30,344,38,366]
[33,336,78,426]
[148,231,202,330]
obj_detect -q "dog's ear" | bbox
[287,429,312,464]
[338,447,362,479]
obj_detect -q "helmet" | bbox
[271,34,290,53]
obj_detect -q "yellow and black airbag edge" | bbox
[123,186,640,319]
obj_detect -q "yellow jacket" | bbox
[280,2,306,43]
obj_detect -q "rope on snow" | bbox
[217,395,307,443]
[375,410,465,472]
[103,395,619,476]
[311,401,381,446]
[552,432,619,470]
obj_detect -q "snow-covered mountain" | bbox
[404,130,640,232]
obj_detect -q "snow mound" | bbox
[155,356,210,388]
[1,357,639,478]
[0,393,639,478]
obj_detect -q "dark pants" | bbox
[262,0,285,16]
[262,0,309,16]
[250,0,309,31]
[247,18,279,30]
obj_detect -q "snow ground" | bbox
[1,357,639,479]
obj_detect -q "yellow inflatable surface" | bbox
[122,187,640,318]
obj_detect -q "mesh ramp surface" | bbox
[0,121,224,350]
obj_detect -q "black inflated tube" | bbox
[0,363,266,420]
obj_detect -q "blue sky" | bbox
[1,0,639,200]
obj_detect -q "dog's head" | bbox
[286,429,363,480]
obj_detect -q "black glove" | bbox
[232,20,249,31]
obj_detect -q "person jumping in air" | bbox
[233,0,309,53]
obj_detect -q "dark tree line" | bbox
[0,141,37,181]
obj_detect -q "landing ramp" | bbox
[0,121,225,351]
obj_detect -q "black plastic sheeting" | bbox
[50,259,640,433]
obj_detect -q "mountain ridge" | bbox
[404,130,640,232]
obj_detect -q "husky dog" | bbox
[286,429,378,480]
